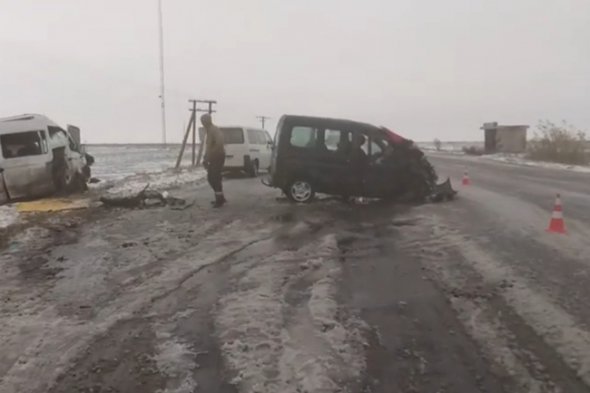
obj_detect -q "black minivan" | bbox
[264,115,439,203]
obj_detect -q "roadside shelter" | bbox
[481,122,528,154]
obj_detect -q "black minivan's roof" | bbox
[280,114,382,132]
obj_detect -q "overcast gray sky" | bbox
[1,0,589,143]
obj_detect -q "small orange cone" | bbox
[546,194,566,234]
[462,171,471,186]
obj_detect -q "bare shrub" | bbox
[527,121,589,165]
[433,138,442,151]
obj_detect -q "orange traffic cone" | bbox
[462,171,471,186]
[546,194,566,234]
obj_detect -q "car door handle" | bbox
[249,149,260,152]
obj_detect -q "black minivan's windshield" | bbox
[220,128,245,144]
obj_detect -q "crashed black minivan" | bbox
[264,115,448,203]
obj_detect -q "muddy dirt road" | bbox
[1,160,590,392]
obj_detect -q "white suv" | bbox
[220,127,273,177]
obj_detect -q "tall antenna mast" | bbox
[158,0,167,145]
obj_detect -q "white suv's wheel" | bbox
[248,160,259,178]
[286,179,315,203]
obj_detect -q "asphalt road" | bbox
[1,156,589,393]
[418,153,590,392]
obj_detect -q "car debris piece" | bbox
[429,178,457,202]
[100,185,187,209]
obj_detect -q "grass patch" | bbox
[527,121,589,165]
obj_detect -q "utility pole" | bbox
[157,0,167,145]
[256,115,270,130]
[175,99,218,169]
[197,99,217,115]
[189,100,198,166]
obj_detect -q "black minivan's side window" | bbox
[369,140,383,157]
[324,129,343,151]
[290,126,318,148]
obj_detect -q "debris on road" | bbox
[16,198,90,213]
[430,178,457,202]
[100,184,187,209]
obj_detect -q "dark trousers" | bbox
[207,155,225,193]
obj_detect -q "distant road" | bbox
[428,152,590,223]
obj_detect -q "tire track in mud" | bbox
[1,210,276,393]
[214,215,369,393]
[49,245,241,393]
[447,190,590,329]
[337,217,507,393]
[398,210,590,392]
[42,202,341,393]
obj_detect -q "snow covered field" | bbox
[87,144,194,182]
[482,153,590,173]
[97,167,207,196]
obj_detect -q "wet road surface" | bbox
[1,157,589,393]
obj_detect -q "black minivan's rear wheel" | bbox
[286,179,315,203]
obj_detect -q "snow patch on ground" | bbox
[153,327,198,393]
[279,260,367,393]
[417,142,479,153]
[216,255,285,391]
[0,205,19,229]
[215,234,367,393]
[308,273,367,375]
[94,167,207,196]
[299,257,322,271]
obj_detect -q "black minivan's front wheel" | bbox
[286,179,315,203]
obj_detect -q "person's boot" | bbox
[212,193,226,208]
[211,194,227,206]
